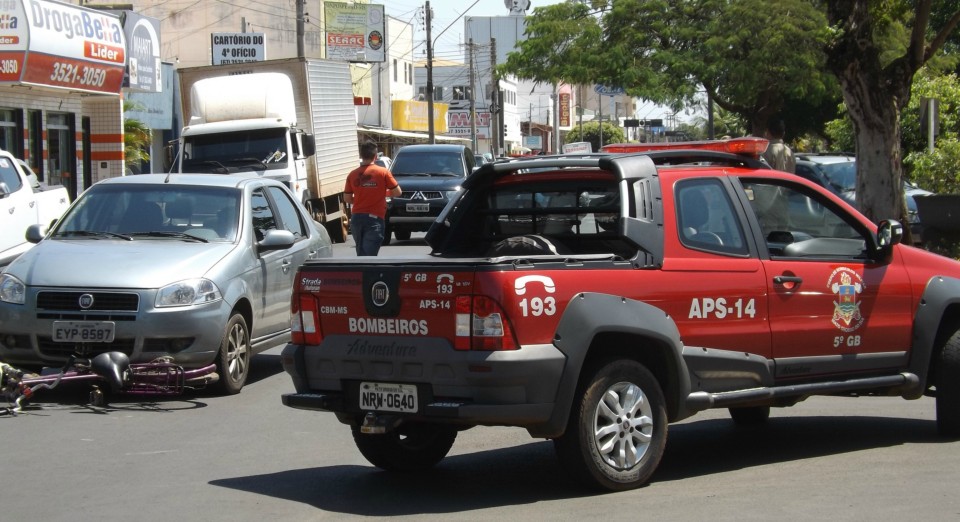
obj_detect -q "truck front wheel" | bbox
[555,359,667,491]
[351,423,457,471]
[936,329,960,437]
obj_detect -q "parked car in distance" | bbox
[374,152,392,170]
[382,143,475,244]
[0,173,331,394]
[474,154,489,169]
[794,152,933,242]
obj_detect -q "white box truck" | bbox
[175,57,358,241]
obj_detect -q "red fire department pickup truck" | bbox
[281,138,960,491]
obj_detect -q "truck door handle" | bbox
[773,275,803,286]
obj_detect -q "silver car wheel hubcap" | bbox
[593,381,654,471]
[226,323,248,381]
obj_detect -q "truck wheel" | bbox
[936,329,960,437]
[554,359,667,491]
[729,406,770,425]
[214,313,250,395]
[351,423,457,471]
[394,229,412,241]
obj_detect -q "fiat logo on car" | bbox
[371,281,389,307]
[78,293,95,309]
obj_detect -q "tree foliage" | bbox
[903,73,960,194]
[123,101,151,172]
[502,0,836,136]
[564,121,625,152]
[824,1,960,228]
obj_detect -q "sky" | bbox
[383,0,566,62]
[381,0,681,123]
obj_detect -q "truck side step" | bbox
[685,372,920,412]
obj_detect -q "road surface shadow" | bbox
[210,414,951,515]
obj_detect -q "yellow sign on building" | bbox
[392,100,448,133]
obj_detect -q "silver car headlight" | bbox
[0,274,26,305]
[156,278,222,307]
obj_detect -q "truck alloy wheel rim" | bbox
[593,381,654,471]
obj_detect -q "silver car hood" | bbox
[7,239,238,288]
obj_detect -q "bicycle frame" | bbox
[2,351,218,414]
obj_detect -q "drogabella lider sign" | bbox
[0,0,126,94]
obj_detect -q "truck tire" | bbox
[554,359,667,491]
[351,423,457,471]
[214,313,250,395]
[394,229,412,241]
[936,329,960,437]
[729,406,770,425]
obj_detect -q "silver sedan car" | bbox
[0,173,331,394]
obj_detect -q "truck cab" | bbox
[177,73,316,197]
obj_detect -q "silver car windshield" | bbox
[54,184,241,242]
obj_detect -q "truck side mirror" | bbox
[875,219,903,262]
[302,134,316,158]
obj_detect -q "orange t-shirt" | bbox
[344,163,399,219]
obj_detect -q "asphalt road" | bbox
[4,235,959,520]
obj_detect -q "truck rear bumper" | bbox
[281,339,566,427]
[281,391,556,426]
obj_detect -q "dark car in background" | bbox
[794,152,933,242]
[383,143,475,244]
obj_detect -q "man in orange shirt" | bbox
[344,141,402,255]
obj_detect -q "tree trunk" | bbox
[825,0,913,240]
[844,84,905,225]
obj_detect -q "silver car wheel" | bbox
[592,381,654,471]
[225,320,248,382]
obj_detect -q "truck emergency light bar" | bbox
[601,137,770,158]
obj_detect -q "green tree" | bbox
[823,1,960,231]
[502,0,836,136]
[123,101,151,173]
[903,73,960,194]
[564,121,625,152]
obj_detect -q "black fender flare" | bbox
[534,292,690,438]
[909,275,960,398]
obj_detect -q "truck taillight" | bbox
[454,295,518,351]
[291,294,322,345]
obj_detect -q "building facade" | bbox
[0,0,128,199]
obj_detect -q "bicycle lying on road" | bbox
[1,350,218,415]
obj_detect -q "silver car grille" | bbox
[400,190,444,200]
[36,291,140,321]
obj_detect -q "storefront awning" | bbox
[358,126,470,145]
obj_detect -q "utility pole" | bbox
[468,39,477,152]
[425,1,436,144]
[490,37,499,157]
[296,0,304,58]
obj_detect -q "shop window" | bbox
[0,108,23,157]
[47,112,77,199]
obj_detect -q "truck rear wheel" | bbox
[351,423,457,471]
[554,359,667,491]
[936,329,960,437]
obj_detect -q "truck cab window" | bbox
[741,180,866,258]
[675,179,747,255]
